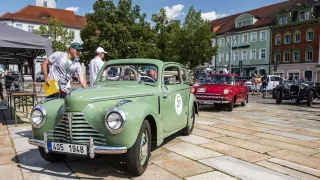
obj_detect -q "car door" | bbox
[235,76,245,102]
[161,65,189,132]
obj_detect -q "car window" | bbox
[204,75,235,85]
[270,76,280,81]
[163,66,181,85]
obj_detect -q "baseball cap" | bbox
[70,42,83,51]
[96,47,107,54]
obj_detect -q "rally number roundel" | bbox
[175,94,183,115]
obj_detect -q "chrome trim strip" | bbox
[67,113,73,143]
[197,100,229,104]
[166,88,190,93]
[90,92,155,100]
[116,100,132,107]
[105,108,127,135]
[28,137,127,157]
[31,105,47,129]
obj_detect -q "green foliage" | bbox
[80,0,160,65]
[34,17,75,52]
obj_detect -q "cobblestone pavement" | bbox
[0,95,320,180]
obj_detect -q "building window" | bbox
[251,32,257,42]
[16,24,22,29]
[288,72,300,81]
[284,51,290,62]
[28,25,34,33]
[237,22,242,27]
[300,12,305,20]
[307,30,314,41]
[283,17,288,24]
[275,53,281,63]
[250,49,256,60]
[284,34,291,44]
[242,51,248,60]
[279,17,283,24]
[293,51,300,62]
[294,32,301,43]
[219,53,224,62]
[306,50,313,61]
[235,35,240,44]
[305,11,310,20]
[226,52,229,62]
[242,34,248,43]
[234,51,239,61]
[260,31,266,40]
[43,1,47,7]
[220,38,225,46]
[304,70,312,81]
[260,49,266,59]
[275,35,281,45]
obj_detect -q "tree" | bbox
[179,6,218,70]
[34,17,75,52]
[151,8,181,62]
[80,0,160,65]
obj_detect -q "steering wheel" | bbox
[139,76,156,83]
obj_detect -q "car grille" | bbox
[289,85,299,96]
[47,112,106,145]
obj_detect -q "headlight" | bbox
[105,108,126,134]
[223,89,229,95]
[31,106,46,129]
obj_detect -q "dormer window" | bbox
[284,17,288,23]
[305,11,310,19]
[235,13,257,28]
[300,12,305,20]
[43,1,47,7]
[300,11,310,21]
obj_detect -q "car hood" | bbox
[195,84,230,95]
[65,83,157,111]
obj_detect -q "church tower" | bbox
[36,0,56,8]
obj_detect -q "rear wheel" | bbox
[38,147,67,163]
[241,96,247,106]
[276,91,282,104]
[126,120,151,176]
[307,91,314,107]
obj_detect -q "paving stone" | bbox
[199,156,297,180]
[132,164,181,180]
[192,128,224,139]
[256,160,320,180]
[201,141,270,162]
[0,164,24,180]
[0,134,12,147]
[0,126,9,135]
[249,122,297,132]
[0,146,16,165]
[185,171,237,180]
[292,129,320,138]
[222,123,271,132]
[23,172,78,180]
[163,142,222,160]
[214,137,278,153]
[303,128,320,134]
[267,158,320,178]
[195,120,219,125]
[211,124,260,134]
[177,134,213,145]
[249,138,320,155]
[195,124,258,140]
[263,130,319,141]
[312,153,320,158]
[268,150,320,170]
[17,149,74,175]
[8,126,32,139]
[254,133,320,148]
[13,137,36,153]
[166,138,183,144]
[67,158,129,179]
[150,148,212,178]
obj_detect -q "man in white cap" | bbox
[89,47,107,87]
[223,65,229,74]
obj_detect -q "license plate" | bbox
[199,100,214,104]
[47,142,87,155]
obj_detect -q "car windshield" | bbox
[99,64,158,83]
[203,75,235,85]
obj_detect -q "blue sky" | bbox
[0,0,285,21]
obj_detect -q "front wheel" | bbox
[183,105,195,135]
[276,91,282,104]
[227,99,234,112]
[126,120,151,176]
[38,147,67,163]
[307,91,313,107]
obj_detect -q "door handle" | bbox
[163,94,168,98]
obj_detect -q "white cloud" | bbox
[66,7,79,12]
[201,11,228,21]
[164,4,184,20]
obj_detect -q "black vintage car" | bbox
[274,80,320,106]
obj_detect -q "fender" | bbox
[187,93,198,127]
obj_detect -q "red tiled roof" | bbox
[211,0,316,35]
[0,5,87,28]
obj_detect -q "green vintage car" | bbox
[29,59,198,176]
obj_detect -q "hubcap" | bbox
[140,130,148,165]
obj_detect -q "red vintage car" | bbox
[193,74,248,111]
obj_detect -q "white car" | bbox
[266,75,280,92]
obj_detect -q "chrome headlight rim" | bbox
[105,108,126,135]
[31,105,46,129]
[223,89,230,95]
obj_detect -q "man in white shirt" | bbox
[89,47,107,87]
[223,65,229,74]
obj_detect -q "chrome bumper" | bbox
[28,133,127,159]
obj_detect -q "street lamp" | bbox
[223,31,238,74]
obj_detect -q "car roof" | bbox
[105,59,185,68]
